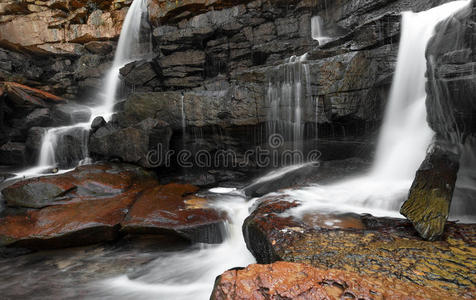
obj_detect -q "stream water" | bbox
[91,2,473,299]
[1,1,474,299]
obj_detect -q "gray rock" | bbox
[91,116,106,132]
[0,142,27,166]
[89,118,172,168]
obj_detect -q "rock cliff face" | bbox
[426,0,476,143]
[90,0,459,168]
[0,0,132,100]
[0,0,468,170]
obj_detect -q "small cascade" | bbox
[95,0,151,121]
[38,123,90,169]
[15,0,151,177]
[266,54,312,159]
[181,94,186,133]
[311,16,332,45]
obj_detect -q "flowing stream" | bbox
[91,2,472,299]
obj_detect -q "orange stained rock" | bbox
[211,261,459,300]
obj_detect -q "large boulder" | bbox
[243,197,476,296]
[211,262,455,300]
[1,162,156,208]
[400,143,460,240]
[0,163,227,249]
[121,183,227,243]
[89,118,173,168]
[0,192,138,249]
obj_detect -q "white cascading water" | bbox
[287,0,472,217]
[96,192,256,300]
[13,0,150,178]
[311,16,332,45]
[267,54,312,156]
[97,0,150,122]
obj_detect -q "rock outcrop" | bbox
[1,163,155,208]
[400,143,460,240]
[89,117,173,168]
[0,0,128,55]
[243,197,476,296]
[122,183,227,243]
[0,163,227,249]
[211,261,457,300]
[0,82,70,166]
[426,1,476,142]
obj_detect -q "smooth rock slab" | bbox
[2,162,156,208]
[0,192,138,249]
[401,144,460,241]
[243,198,476,297]
[122,183,227,243]
[211,261,456,300]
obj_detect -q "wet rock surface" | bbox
[243,198,476,297]
[122,183,227,243]
[426,1,476,141]
[211,261,456,300]
[0,163,227,250]
[2,162,156,208]
[401,143,460,241]
[89,117,173,168]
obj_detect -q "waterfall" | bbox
[283,0,472,216]
[14,0,150,177]
[370,2,471,180]
[181,94,186,132]
[311,16,331,45]
[267,54,312,159]
[94,0,151,121]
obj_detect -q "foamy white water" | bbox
[267,53,312,155]
[247,162,316,187]
[311,16,332,45]
[94,0,150,121]
[287,0,472,218]
[98,194,256,300]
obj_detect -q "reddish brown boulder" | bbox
[2,162,157,208]
[211,261,457,300]
[243,197,476,297]
[122,183,227,243]
[0,189,138,249]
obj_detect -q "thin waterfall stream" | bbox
[12,0,151,179]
